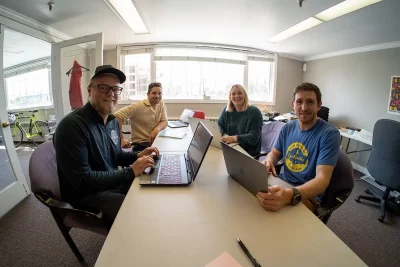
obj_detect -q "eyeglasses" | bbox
[89,84,123,95]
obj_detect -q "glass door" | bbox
[0,24,30,218]
[51,33,103,122]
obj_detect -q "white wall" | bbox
[104,49,117,67]
[103,50,303,118]
[275,56,304,114]
[304,48,400,132]
[304,47,400,166]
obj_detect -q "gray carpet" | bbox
[327,178,400,267]
[1,146,400,267]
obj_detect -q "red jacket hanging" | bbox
[69,60,84,110]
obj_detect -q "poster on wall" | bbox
[388,76,400,116]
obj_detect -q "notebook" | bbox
[140,121,213,186]
[158,129,187,139]
[167,109,195,128]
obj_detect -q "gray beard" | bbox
[90,100,115,117]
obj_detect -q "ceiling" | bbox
[3,28,51,68]
[0,0,399,59]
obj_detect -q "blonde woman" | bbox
[217,84,263,156]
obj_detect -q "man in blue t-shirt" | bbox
[257,82,340,212]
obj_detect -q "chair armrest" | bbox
[253,152,268,161]
[122,130,131,134]
[34,193,103,219]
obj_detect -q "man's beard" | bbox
[91,99,116,116]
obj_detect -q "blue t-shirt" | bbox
[275,119,340,196]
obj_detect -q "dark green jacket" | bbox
[217,105,263,156]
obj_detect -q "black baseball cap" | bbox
[90,65,126,84]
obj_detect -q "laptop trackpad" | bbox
[140,155,162,184]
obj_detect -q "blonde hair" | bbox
[226,84,250,112]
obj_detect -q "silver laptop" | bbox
[167,109,195,128]
[140,121,213,186]
[188,117,224,149]
[221,142,271,195]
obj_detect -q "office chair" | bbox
[253,121,285,162]
[193,110,206,120]
[29,141,110,262]
[253,121,285,174]
[315,149,354,224]
[317,106,329,122]
[355,119,400,222]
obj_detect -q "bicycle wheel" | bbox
[10,124,23,148]
[30,120,49,146]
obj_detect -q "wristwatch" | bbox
[291,188,302,206]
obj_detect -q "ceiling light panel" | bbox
[105,0,149,34]
[269,17,323,43]
[315,0,383,22]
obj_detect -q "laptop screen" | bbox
[187,122,213,178]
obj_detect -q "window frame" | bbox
[118,45,277,105]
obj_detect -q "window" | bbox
[122,54,151,100]
[156,61,244,100]
[248,60,274,103]
[5,68,52,110]
[120,46,276,103]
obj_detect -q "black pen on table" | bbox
[236,237,261,267]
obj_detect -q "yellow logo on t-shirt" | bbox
[285,142,308,172]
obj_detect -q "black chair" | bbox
[317,106,329,122]
[355,119,400,222]
[315,149,354,224]
[121,130,149,152]
[29,141,110,262]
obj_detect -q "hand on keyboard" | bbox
[132,156,154,177]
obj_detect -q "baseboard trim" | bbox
[351,162,370,176]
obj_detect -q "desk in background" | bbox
[95,128,366,267]
[340,131,372,180]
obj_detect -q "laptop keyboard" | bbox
[158,154,182,184]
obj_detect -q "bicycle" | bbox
[7,110,51,148]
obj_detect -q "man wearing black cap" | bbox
[54,65,159,224]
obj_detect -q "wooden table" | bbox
[96,129,366,267]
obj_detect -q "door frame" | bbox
[51,33,104,122]
[0,11,70,217]
[0,24,30,218]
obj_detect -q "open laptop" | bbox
[188,117,224,149]
[221,142,271,195]
[167,109,195,128]
[140,121,213,186]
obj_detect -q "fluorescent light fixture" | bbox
[105,0,149,34]
[315,0,383,22]
[269,17,323,43]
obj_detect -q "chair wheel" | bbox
[355,197,360,202]
[378,216,384,223]
[365,189,370,194]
